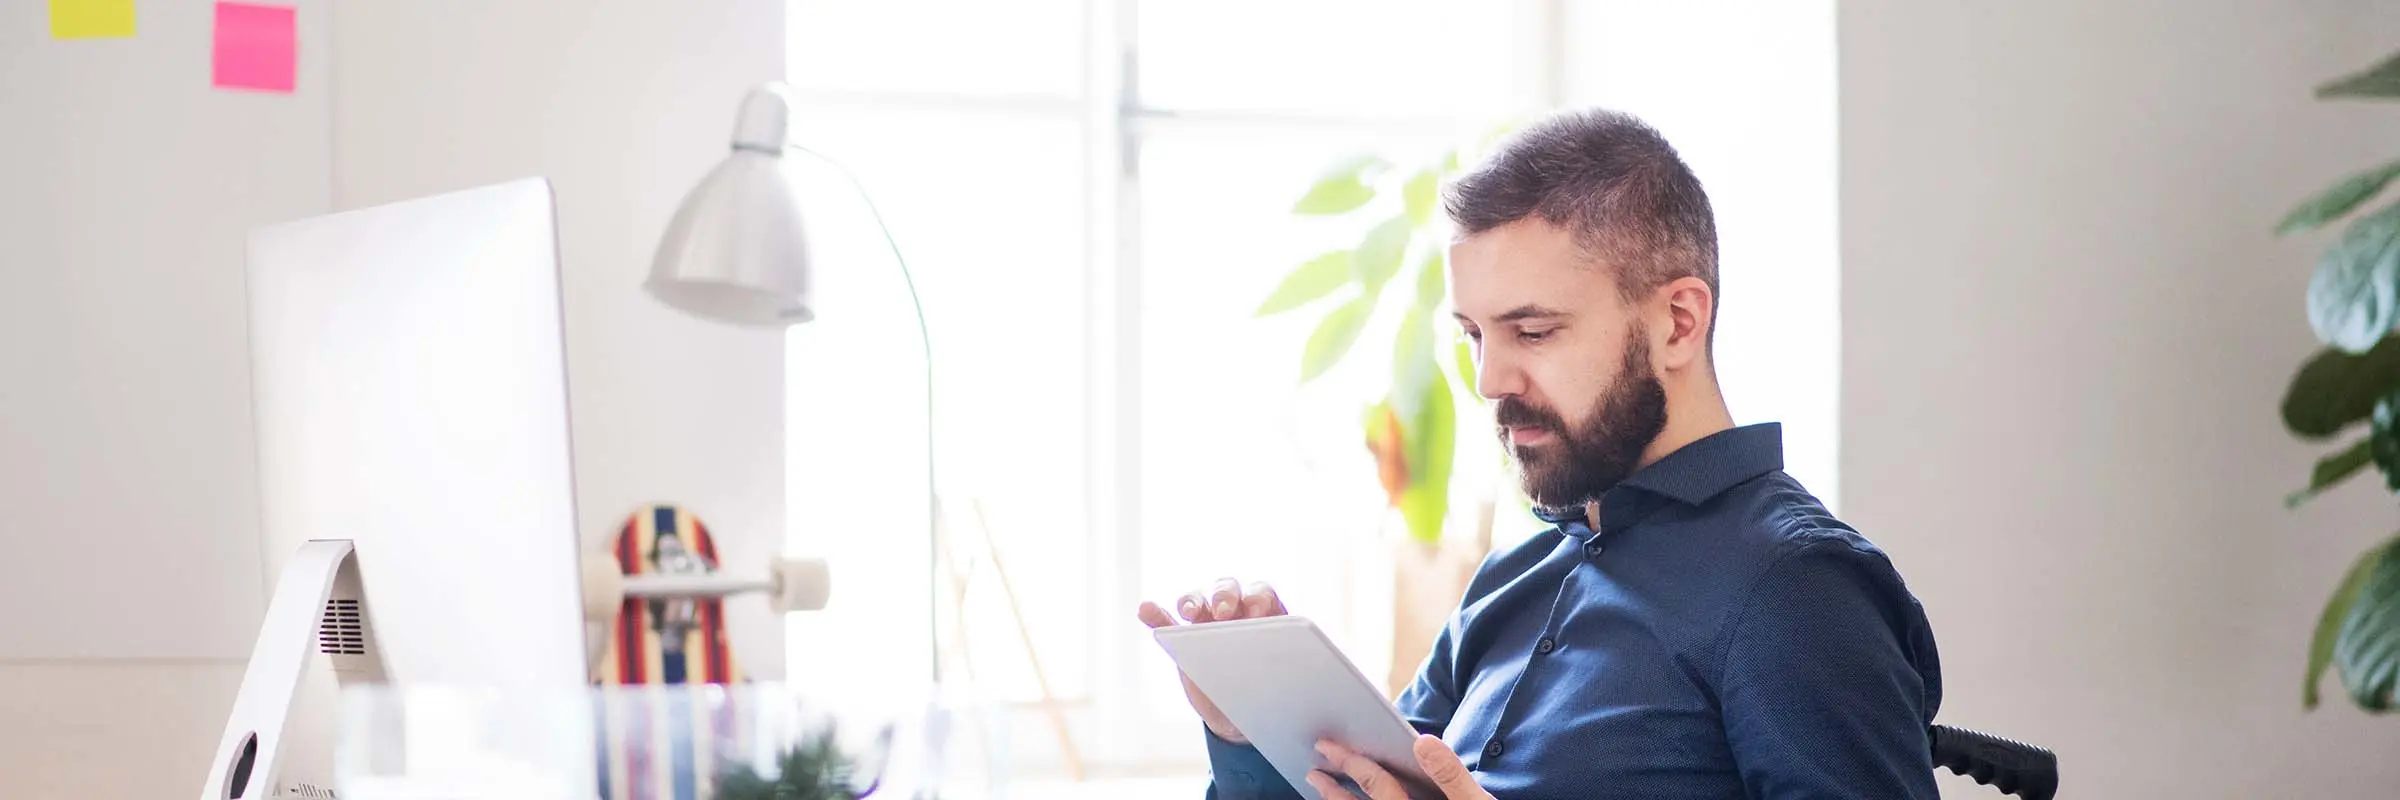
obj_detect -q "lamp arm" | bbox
[789,145,942,684]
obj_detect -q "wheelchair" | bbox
[1931,724,2058,799]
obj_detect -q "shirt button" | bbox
[1535,637,1556,654]
[1483,740,1505,760]
[1584,541,1603,558]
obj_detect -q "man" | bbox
[1136,109,1943,799]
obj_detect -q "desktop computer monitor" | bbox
[204,178,592,799]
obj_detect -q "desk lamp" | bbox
[645,83,939,680]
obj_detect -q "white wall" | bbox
[0,3,783,796]
[1567,0,2400,795]
[331,0,788,682]
[0,2,330,796]
[1842,0,2400,796]
[1557,0,1844,509]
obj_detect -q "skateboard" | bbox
[598,503,743,687]
[594,503,744,800]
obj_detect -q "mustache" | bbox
[1493,398,1564,431]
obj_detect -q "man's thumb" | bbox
[1413,734,1477,792]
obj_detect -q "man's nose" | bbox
[1475,345,1521,401]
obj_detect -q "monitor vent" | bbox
[318,599,366,656]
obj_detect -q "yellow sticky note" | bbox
[50,0,137,40]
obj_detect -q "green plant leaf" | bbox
[1454,336,1479,398]
[1396,369,1455,545]
[1294,179,1376,215]
[1392,307,1438,420]
[2281,336,2400,438]
[1254,251,1353,317]
[716,730,863,800]
[1354,215,1413,290]
[1301,296,1374,383]
[2286,438,2375,509]
[2307,202,2400,353]
[2280,160,2400,236]
[1404,168,1440,226]
[1292,154,1391,215]
[2308,534,2398,709]
[2373,392,2400,491]
[2318,51,2400,100]
[2331,534,2400,710]
[1413,248,1446,311]
[1414,361,1456,477]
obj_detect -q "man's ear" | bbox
[1654,276,1715,370]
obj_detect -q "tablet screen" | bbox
[1153,615,1442,799]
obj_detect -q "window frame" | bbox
[782,0,1565,776]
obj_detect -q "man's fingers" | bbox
[1240,581,1284,618]
[1413,734,1484,796]
[1208,577,1243,618]
[1136,601,1176,630]
[1316,737,1486,800]
[1306,772,1360,800]
[1344,753,1405,800]
[1170,579,1284,623]
[1318,741,1406,800]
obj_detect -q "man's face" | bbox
[1449,219,1668,508]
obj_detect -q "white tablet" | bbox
[1153,615,1441,799]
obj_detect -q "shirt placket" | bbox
[1471,521,1602,770]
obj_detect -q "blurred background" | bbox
[9,0,2400,797]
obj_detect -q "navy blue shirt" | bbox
[1204,423,1942,799]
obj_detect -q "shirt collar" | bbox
[1532,422,1787,525]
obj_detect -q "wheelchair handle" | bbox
[1931,724,2058,800]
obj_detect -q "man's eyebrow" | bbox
[1460,304,1573,325]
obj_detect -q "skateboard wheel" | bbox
[581,552,626,623]
[770,557,831,612]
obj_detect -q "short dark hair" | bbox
[1443,109,1719,310]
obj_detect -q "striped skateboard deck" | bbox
[595,504,745,800]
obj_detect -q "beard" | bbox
[1494,325,1670,509]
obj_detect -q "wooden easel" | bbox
[933,496,1087,782]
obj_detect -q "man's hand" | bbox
[1134,577,1287,745]
[1305,736,1492,800]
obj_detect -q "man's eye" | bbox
[1464,329,1483,343]
[1519,329,1554,343]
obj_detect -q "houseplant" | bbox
[715,726,881,800]
[715,733,869,800]
[1255,127,1518,548]
[2275,50,2400,713]
[1256,124,1520,692]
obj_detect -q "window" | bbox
[782,0,1559,777]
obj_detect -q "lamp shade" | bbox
[646,84,816,326]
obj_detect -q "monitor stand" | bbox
[201,540,390,800]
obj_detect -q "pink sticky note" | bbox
[212,2,295,93]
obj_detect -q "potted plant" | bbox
[1257,124,1520,693]
[713,720,899,800]
[714,733,871,800]
[2274,50,2400,713]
